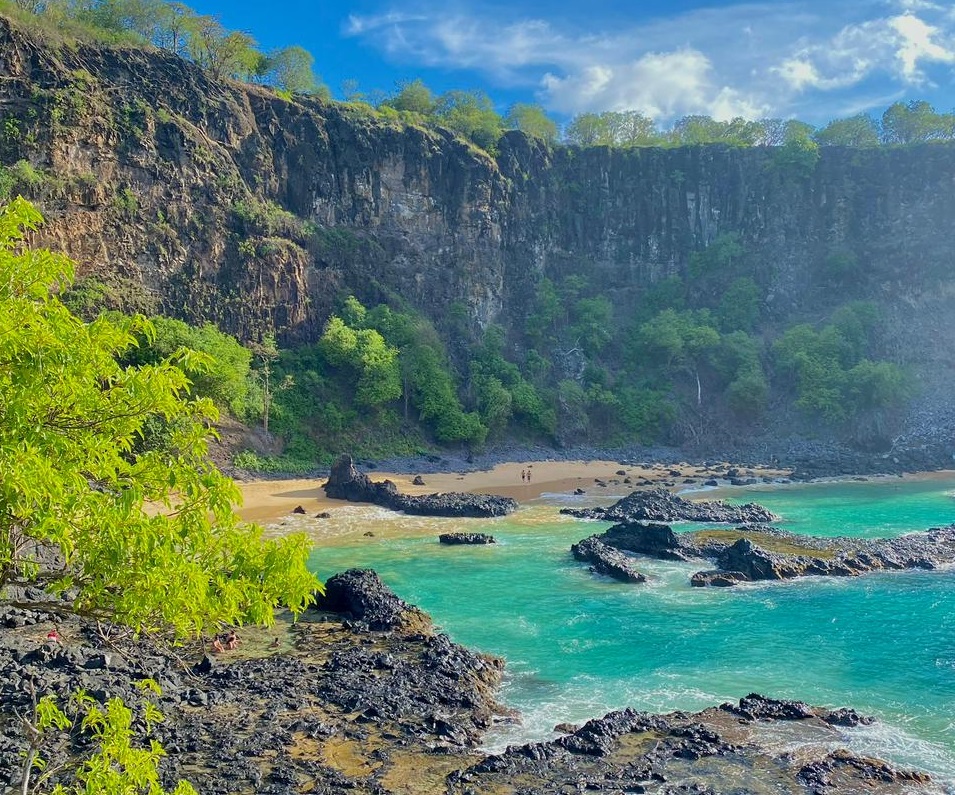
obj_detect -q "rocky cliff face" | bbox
[3,16,955,447]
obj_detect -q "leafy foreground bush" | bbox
[0,197,324,792]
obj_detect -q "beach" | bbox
[236,458,789,524]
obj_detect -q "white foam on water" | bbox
[842,720,955,791]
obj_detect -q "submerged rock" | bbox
[439,532,496,545]
[323,454,517,517]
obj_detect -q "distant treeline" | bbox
[4,0,955,153]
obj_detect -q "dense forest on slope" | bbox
[3,10,955,470]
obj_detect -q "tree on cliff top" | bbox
[0,198,320,637]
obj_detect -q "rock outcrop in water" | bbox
[571,536,647,583]
[573,513,955,587]
[688,525,955,586]
[315,568,429,631]
[561,487,779,524]
[323,454,517,517]
[447,694,929,795]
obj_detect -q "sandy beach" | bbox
[236,459,789,524]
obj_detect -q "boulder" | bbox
[571,536,646,584]
[602,522,689,560]
[315,569,426,632]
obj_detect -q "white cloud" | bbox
[889,13,955,81]
[541,49,767,121]
[346,1,955,121]
[345,12,427,36]
[773,10,955,94]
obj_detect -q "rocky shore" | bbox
[1,572,944,794]
[571,505,955,587]
[448,695,933,795]
[323,454,517,518]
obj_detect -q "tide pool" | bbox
[309,476,955,784]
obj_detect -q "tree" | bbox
[565,113,605,147]
[570,296,613,356]
[189,17,260,81]
[250,332,286,435]
[564,111,661,147]
[814,114,880,147]
[634,309,720,405]
[384,78,436,116]
[434,90,504,152]
[0,198,320,636]
[716,277,761,332]
[881,100,955,144]
[505,103,558,144]
[318,314,401,408]
[123,316,255,419]
[154,1,200,55]
[263,45,321,94]
[670,115,763,146]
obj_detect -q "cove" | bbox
[309,475,955,783]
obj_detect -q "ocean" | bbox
[304,475,955,785]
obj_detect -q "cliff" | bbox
[3,16,955,455]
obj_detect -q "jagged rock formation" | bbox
[562,487,779,524]
[573,515,955,586]
[571,535,647,582]
[0,573,506,793]
[447,695,931,795]
[689,526,955,586]
[323,454,517,517]
[315,568,428,631]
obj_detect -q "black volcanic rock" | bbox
[323,454,517,518]
[448,696,929,795]
[323,455,398,504]
[571,536,646,583]
[314,569,424,631]
[690,526,955,586]
[602,521,690,560]
[393,491,516,518]
[728,693,815,721]
[561,487,778,524]
[439,532,496,545]
[573,513,955,587]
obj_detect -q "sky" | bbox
[187,0,955,126]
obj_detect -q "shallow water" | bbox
[306,476,955,785]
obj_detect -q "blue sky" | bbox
[188,0,955,125]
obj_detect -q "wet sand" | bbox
[236,459,789,525]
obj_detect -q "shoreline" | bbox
[237,456,955,527]
[236,458,788,523]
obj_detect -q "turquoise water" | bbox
[309,477,955,783]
